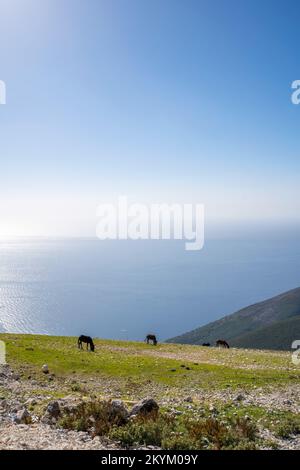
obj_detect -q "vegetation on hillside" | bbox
[1,334,300,450]
[167,287,300,350]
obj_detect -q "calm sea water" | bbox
[0,237,300,341]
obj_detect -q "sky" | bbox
[0,0,300,237]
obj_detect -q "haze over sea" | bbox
[0,232,300,341]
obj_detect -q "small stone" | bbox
[46,400,61,419]
[184,396,193,403]
[11,373,20,381]
[130,397,159,417]
[42,364,49,374]
[25,398,37,406]
[110,400,129,422]
[234,394,245,402]
[13,408,32,425]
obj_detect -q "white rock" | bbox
[42,364,49,374]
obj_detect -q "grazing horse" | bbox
[78,335,95,352]
[145,334,157,346]
[216,339,230,349]
[202,342,210,347]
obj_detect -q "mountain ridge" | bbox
[167,287,300,350]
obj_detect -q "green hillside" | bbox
[1,334,300,450]
[1,333,299,395]
[167,287,300,350]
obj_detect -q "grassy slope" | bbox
[2,334,300,449]
[1,333,299,400]
[167,287,300,350]
[231,316,300,350]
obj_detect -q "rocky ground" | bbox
[1,362,300,450]
[0,423,118,450]
[0,365,160,450]
[0,365,109,449]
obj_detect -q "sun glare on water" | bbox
[0,223,40,240]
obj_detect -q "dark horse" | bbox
[78,335,95,352]
[145,334,157,346]
[216,339,230,349]
[202,342,210,347]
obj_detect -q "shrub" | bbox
[109,414,175,448]
[60,399,259,450]
[162,433,197,450]
[233,417,258,440]
[276,416,300,438]
[187,416,257,450]
[188,417,234,450]
[60,400,127,435]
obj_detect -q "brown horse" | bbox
[145,334,157,346]
[216,339,229,349]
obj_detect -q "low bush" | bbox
[109,413,258,450]
[60,400,258,450]
[60,400,127,435]
[276,416,300,439]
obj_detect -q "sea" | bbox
[0,235,299,341]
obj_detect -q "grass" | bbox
[1,333,300,398]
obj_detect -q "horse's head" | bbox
[91,342,95,352]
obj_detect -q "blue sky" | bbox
[0,0,300,236]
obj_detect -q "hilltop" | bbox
[167,287,300,350]
[0,334,300,449]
